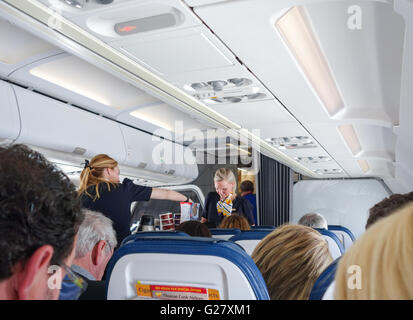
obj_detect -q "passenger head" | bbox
[298,213,328,230]
[219,214,251,230]
[366,192,413,229]
[0,144,84,299]
[78,154,119,199]
[176,220,212,238]
[251,224,333,300]
[73,209,117,280]
[214,168,237,200]
[335,203,413,299]
[240,180,254,196]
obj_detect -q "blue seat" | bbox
[328,225,356,251]
[120,231,190,246]
[228,230,274,255]
[309,258,340,300]
[209,228,241,240]
[314,228,345,260]
[250,226,276,231]
[106,236,270,300]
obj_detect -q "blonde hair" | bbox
[251,224,333,300]
[214,168,236,193]
[334,203,413,299]
[78,154,118,200]
[219,214,251,230]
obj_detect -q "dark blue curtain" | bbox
[257,154,292,226]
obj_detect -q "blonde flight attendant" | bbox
[201,168,255,228]
[78,154,191,244]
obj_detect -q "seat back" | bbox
[309,258,340,300]
[121,231,190,246]
[106,236,270,300]
[209,228,241,240]
[315,229,344,260]
[251,225,275,230]
[228,230,274,255]
[328,225,355,251]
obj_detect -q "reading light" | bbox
[295,156,332,164]
[276,6,344,117]
[338,124,362,156]
[266,136,317,150]
[313,168,343,175]
[228,78,253,87]
[357,159,370,173]
[207,80,227,92]
[62,0,83,9]
[191,82,209,91]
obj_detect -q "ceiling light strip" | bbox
[0,0,318,177]
[276,6,344,117]
[338,124,362,156]
[1,0,237,130]
[357,159,370,173]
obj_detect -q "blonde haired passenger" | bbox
[201,168,255,227]
[78,154,191,244]
[219,214,251,231]
[251,224,333,300]
[334,203,413,299]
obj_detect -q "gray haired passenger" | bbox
[72,209,117,281]
[298,213,328,230]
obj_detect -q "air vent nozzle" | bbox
[265,136,317,150]
[137,162,147,169]
[73,147,86,155]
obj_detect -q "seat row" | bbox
[111,225,354,300]
[208,225,354,258]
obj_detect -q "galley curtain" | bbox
[257,154,292,226]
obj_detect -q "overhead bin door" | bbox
[13,85,126,162]
[0,80,20,145]
[120,125,198,181]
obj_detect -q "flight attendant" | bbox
[200,168,255,228]
[78,154,191,244]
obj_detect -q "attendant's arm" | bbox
[150,188,192,202]
[200,192,213,224]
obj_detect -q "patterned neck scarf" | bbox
[217,194,233,217]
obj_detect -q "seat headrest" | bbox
[106,236,270,300]
[314,228,345,255]
[251,225,275,230]
[121,231,190,246]
[228,230,274,241]
[209,228,242,235]
[309,258,340,300]
[328,225,356,241]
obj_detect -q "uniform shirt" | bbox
[202,192,255,227]
[81,178,152,244]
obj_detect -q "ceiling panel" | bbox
[0,18,62,77]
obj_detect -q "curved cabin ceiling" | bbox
[0,0,412,192]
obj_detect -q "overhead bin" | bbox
[13,85,127,162]
[0,18,63,78]
[11,84,197,184]
[0,80,20,145]
[120,125,198,182]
